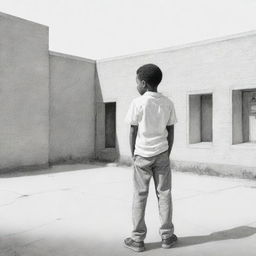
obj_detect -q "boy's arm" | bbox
[129,125,138,158]
[166,125,174,157]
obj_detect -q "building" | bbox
[1,12,256,178]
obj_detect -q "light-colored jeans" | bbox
[131,150,174,242]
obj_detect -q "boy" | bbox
[124,64,178,252]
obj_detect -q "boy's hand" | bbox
[166,125,174,157]
[129,125,138,160]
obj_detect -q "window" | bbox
[105,102,116,148]
[189,94,213,144]
[232,89,256,144]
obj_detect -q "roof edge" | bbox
[49,51,96,63]
[0,11,49,29]
[97,30,256,63]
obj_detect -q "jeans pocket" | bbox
[135,154,140,160]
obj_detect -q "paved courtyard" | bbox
[0,163,256,256]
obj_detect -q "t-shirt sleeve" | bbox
[125,100,140,125]
[167,102,178,126]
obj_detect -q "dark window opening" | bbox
[233,89,256,144]
[105,102,116,148]
[189,94,213,143]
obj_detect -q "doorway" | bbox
[105,102,116,148]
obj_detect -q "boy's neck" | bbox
[147,88,158,93]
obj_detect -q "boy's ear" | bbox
[141,80,147,87]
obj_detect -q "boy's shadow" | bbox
[146,226,256,250]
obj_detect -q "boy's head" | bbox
[136,64,162,95]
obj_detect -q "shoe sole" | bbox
[162,240,177,249]
[123,243,145,252]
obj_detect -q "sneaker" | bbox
[124,237,145,252]
[162,234,178,249]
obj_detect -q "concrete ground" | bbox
[0,163,256,256]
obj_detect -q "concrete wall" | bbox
[0,13,49,171]
[1,11,256,177]
[49,52,96,163]
[96,32,256,175]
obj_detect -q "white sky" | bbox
[1,0,256,60]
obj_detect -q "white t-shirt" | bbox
[125,91,177,157]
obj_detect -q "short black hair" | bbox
[136,64,162,87]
